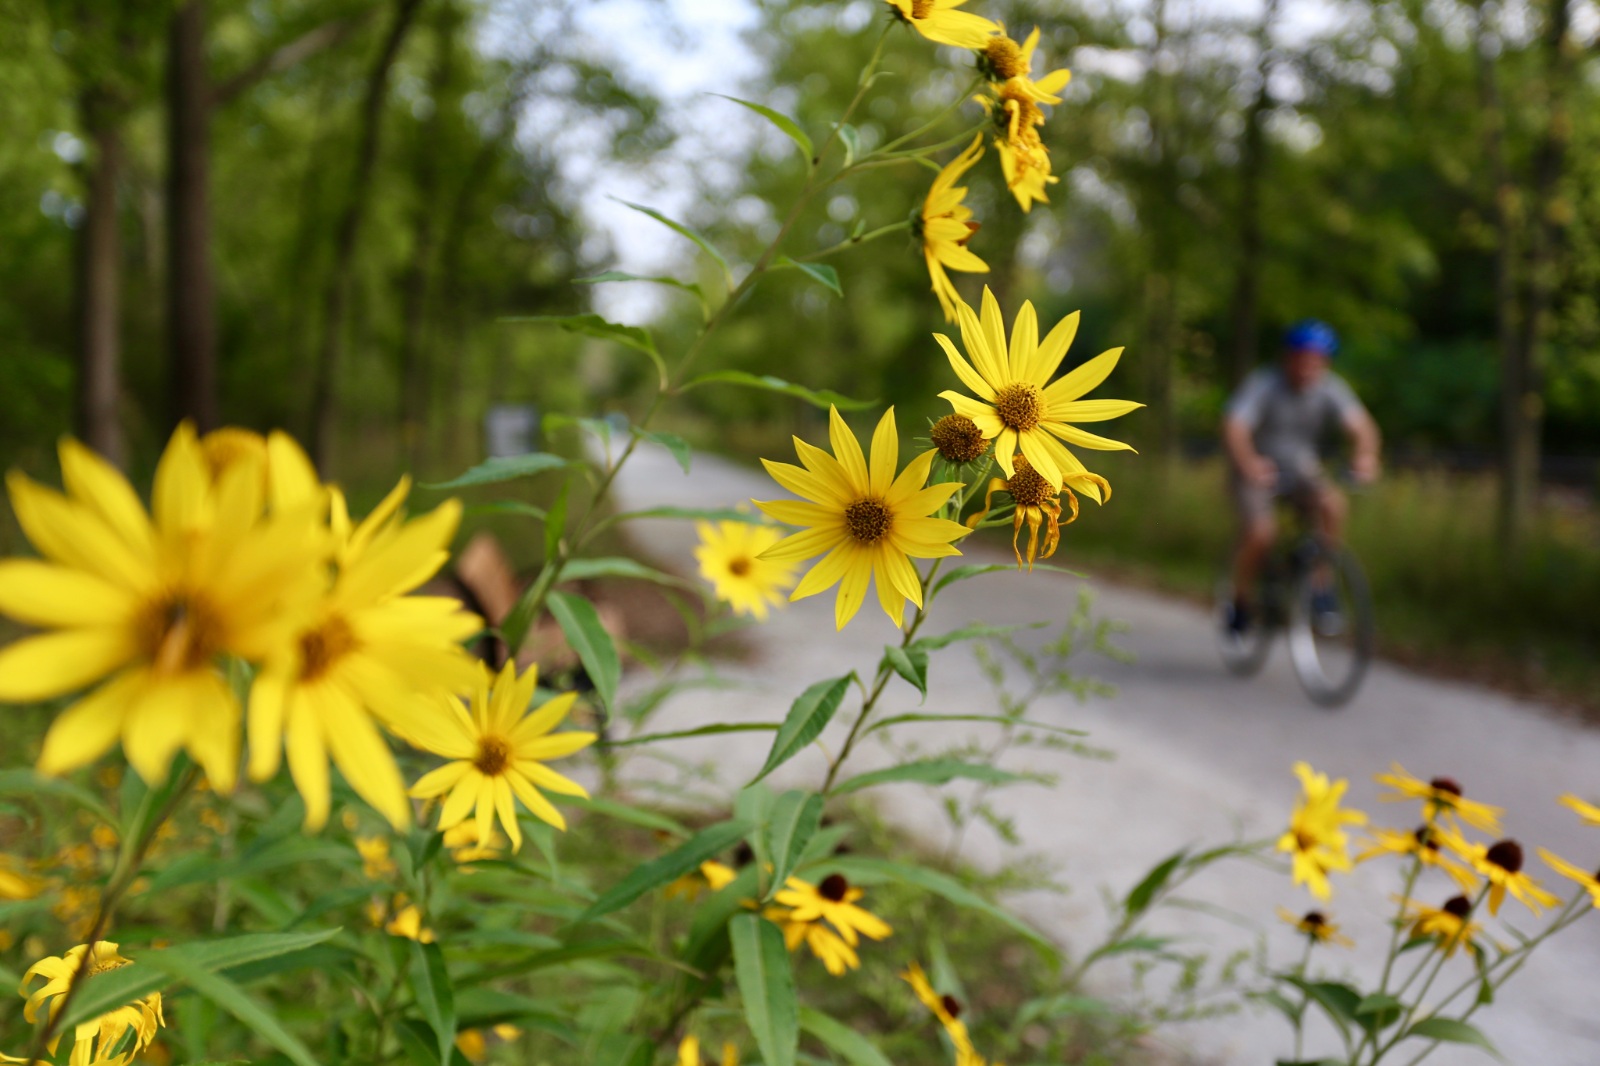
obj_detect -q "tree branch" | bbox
[212,15,365,107]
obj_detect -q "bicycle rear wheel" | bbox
[1286,542,1374,707]
[1215,574,1272,677]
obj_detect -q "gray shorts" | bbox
[1231,469,1329,524]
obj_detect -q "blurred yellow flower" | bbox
[769,874,892,975]
[1276,761,1367,901]
[979,28,1071,103]
[355,836,397,880]
[885,0,999,48]
[0,857,44,901]
[1402,895,1483,957]
[385,901,435,943]
[677,1034,738,1066]
[0,425,327,790]
[755,406,968,629]
[409,661,595,849]
[1375,765,1503,834]
[456,1024,522,1063]
[1355,826,1477,894]
[665,860,740,903]
[1538,848,1600,908]
[247,461,482,832]
[903,961,975,1054]
[443,821,508,866]
[693,521,798,621]
[1276,907,1354,947]
[938,289,1139,490]
[1558,794,1600,827]
[22,941,164,1066]
[920,133,989,323]
[967,454,1110,569]
[1444,834,1559,916]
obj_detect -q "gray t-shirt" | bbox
[1225,367,1366,478]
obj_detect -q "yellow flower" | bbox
[1375,765,1503,834]
[693,521,798,621]
[385,900,435,943]
[198,427,268,483]
[0,425,327,790]
[21,941,164,1065]
[1442,833,1560,916]
[1275,907,1354,948]
[1538,848,1600,908]
[678,1035,738,1066]
[1276,762,1367,901]
[920,133,989,323]
[903,961,975,1054]
[770,873,892,974]
[978,28,1071,103]
[977,80,1056,211]
[355,836,397,880]
[247,462,482,831]
[755,407,969,630]
[1558,794,1600,826]
[665,861,740,903]
[937,289,1139,491]
[1401,895,1483,957]
[1355,826,1478,894]
[409,661,595,850]
[0,857,44,901]
[966,454,1109,569]
[885,0,999,49]
[456,1024,522,1063]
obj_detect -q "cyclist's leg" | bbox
[1311,480,1348,545]
[1230,477,1277,628]
[1301,477,1348,630]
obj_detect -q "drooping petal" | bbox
[1017,430,1063,489]
[322,685,411,830]
[993,429,1018,476]
[879,546,924,609]
[506,769,566,831]
[493,776,522,851]
[437,771,482,829]
[246,669,290,782]
[872,553,906,628]
[284,689,332,829]
[183,670,241,792]
[35,671,142,776]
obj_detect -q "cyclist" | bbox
[1222,320,1381,634]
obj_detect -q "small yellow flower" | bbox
[885,0,999,49]
[1558,794,1600,827]
[920,133,989,323]
[0,856,44,901]
[979,28,1071,103]
[1375,765,1503,834]
[456,1024,522,1063]
[386,901,435,943]
[693,521,798,621]
[938,289,1139,490]
[1441,833,1559,916]
[1275,907,1354,948]
[767,874,892,975]
[665,861,740,903]
[1401,895,1484,957]
[966,454,1110,569]
[21,941,164,1065]
[355,836,397,880]
[1355,826,1478,894]
[902,961,975,1054]
[1538,848,1600,908]
[678,1034,738,1066]
[1276,762,1367,901]
[409,661,595,850]
[755,407,969,630]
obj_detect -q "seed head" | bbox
[845,499,892,544]
[1429,776,1462,798]
[941,994,964,1018]
[1485,839,1523,873]
[980,36,1028,81]
[1443,895,1473,918]
[1005,455,1055,508]
[931,413,988,464]
[818,873,850,902]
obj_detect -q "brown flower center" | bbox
[474,736,513,777]
[1303,911,1327,928]
[910,0,935,17]
[1413,826,1439,852]
[728,557,752,577]
[818,873,849,902]
[993,382,1043,432]
[941,994,964,1018]
[299,615,359,682]
[844,499,892,544]
[1485,839,1523,873]
[1005,455,1055,507]
[1443,895,1473,918]
[982,36,1028,80]
[139,594,224,675]
[930,413,988,464]
[1429,776,1462,798]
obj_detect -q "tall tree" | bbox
[77,77,127,463]
[1223,0,1279,389]
[167,0,217,431]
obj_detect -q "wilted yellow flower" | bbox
[1375,765,1503,834]
[22,941,164,1065]
[768,874,892,976]
[979,80,1056,211]
[693,521,798,621]
[409,661,595,849]
[920,133,988,323]
[1276,762,1367,901]
[1355,825,1478,894]
[677,1035,738,1066]
[938,289,1139,489]
[885,0,998,48]
[1538,848,1600,908]
[755,407,968,629]
[0,425,327,790]
[1442,834,1559,916]
[665,861,740,903]
[979,28,1071,103]
[1276,907,1354,947]
[1401,895,1483,957]
[967,454,1109,569]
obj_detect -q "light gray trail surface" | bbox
[604,445,1600,1065]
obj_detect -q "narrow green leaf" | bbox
[929,562,1083,596]
[602,505,760,526]
[864,712,1087,739]
[560,794,690,837]
[765,791,824,897]
[500,313,666,389]
[831,758,1029,796]
[543,477,571,566]
[0,768,115,823]
[422,453,570,490]
[680,370,875,411]
[881,644,927,699]
[712,94,813,160]
[799,1006,894,1066]
[1403,1017,1503,1057]
[560,556,692,590]
[464,500,548,522]
[410,941,457,1065]
[547,590,621,716]
[1282,976,1360,1038]
[142,952,322,1066]
[1123,850,1187,918]
[613,199,733,289]
[1354,993,1404,1031]
[575,271,707,315]
[731,913,798,1066]
[574,818,751,923]
[774,256,842,297]
[603,722,778,748]
[633,428,692,474]
[751,675,854,784]
[836,123,861,167]
[908,621,1042,653]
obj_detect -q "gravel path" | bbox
[606,445,1600,1066]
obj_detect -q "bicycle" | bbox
[1214,484,1375,707]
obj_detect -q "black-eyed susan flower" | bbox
[1558,794,1600,826]
[920,133,989,323]
[1402,895,1483,957]
[678,1035,738,1066]
[0,425,328,791]
[886,0,999,49]
[1538,848,1600,908]
[937,289,1139,490]
[247,453,482,832]
[978,28,1071,103]
[930,414,989,465]
[1443,834,1560,916]
[967,454,1110,569]
[408,661,595,850]
[665,860,739,903]
[755,407,969,630]
[903,961,975,1054]
[1276,762,1367,901]
[768,874,892,975]
[1356,825,1478,894]
[1276,907,1354,947]
[21,941,164,1065]
[693,521,798,621]
[1375,765,1503,834]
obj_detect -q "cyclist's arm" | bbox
[1343,407,1381,482]
[1223,414,1275,486]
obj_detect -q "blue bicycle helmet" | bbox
[1283,319,1339,357]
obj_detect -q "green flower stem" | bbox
[1350,853,1425,1061]
[873,75,986,157]
[1292,936,1315,1061]
[796,218,913,263]
[1370,886,1492,1063]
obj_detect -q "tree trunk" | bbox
[77,93,125,465]
[1224,0,1278,389]
[167,0,218,432]
[309,0,426,473]
[1140,0,1180,458]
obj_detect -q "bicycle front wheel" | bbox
[1286,543,1374,707]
